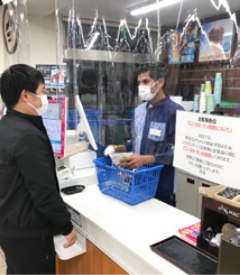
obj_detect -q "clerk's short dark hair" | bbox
[0,64,45,108]
[137,62,169,89]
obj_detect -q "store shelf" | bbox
[64,48,156,64]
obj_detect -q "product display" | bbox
[216,187,240,201]
[200,185,240,207]
[214,72,223,106]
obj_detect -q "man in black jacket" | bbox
[0,64,76,274]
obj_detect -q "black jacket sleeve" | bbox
[13,134,73,236]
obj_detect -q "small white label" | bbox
[149,128,162,137]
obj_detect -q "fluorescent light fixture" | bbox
[130,0,182,16]
[0,0,14,5]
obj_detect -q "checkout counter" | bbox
[55,183,199,274]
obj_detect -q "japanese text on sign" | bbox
[174,112,240,189]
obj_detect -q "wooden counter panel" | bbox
[56,239,128,274]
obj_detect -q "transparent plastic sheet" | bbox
[54,0,240,157]
[2,0,29,67]
[55,0,160,157]
[158,0,240,114]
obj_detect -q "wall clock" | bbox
[2,3,19,54]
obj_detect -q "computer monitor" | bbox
[42,97,66,158]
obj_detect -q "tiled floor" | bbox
[0,248,6,275]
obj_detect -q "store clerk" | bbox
[112,62,184,206]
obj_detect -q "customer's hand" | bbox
[63,228,77,248]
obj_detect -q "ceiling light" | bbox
[0,0,14,5]
[130,0,183,16]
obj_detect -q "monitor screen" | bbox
[42,97,66,158]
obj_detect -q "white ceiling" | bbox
[26,0,240,27]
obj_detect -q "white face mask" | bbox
[138,81,159,101]
[27,92,49,116]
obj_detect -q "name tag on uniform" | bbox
[148,121,166,142]
[149,128,162,137]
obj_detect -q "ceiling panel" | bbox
[26,0,240,27]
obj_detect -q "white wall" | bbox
[28,13,56,67]
[0,9,56,113]
[0,12,56,73]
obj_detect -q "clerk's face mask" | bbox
[138,81,159,101]
[27,92,49,116]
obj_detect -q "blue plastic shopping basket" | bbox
[93,157,164,205]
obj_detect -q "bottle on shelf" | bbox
[205,81,212,97]
[135,30,151,54]
[206,94,214,114]
[115,20,131,52]
[214,72,222,107]
[199,89,206,113]
[133,19,152,54]
[200,83,205,94]
[75,19,85,49]
[193,94,200,112]
[67,22,74,48]
[102,20,113,51]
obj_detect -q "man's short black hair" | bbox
[137,62,169,89]
[0,64,45,109]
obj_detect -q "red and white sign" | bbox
[174,111,240,189]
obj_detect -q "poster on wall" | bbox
[50,68,65,87]
[168,24,198,64]
[199,18,234,62]
[173,111,240,189]
[36,64,66,96]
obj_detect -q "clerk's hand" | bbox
[111,145,127,153]
[120,154,155,170]
[63,228,77,248]
[120,154,145,170]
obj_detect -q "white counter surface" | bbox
[61,184,199,274]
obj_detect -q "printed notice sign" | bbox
[174,111,240,189]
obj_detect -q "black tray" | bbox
[150,236,217,274]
